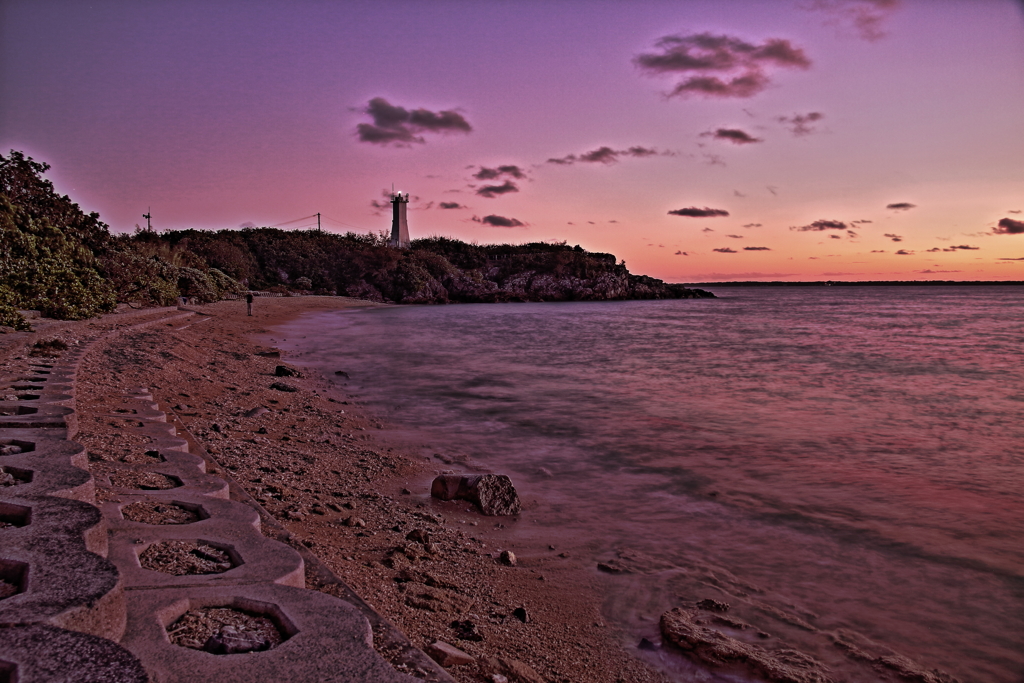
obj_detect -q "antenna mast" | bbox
[142,207,152,231]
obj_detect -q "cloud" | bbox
[778,111,824,135]
[473,165,527,180]
[884,233,903,242]
[993,217,1024,234]
[669,207,730,217]
[803,0,902,42]
[635,32,811,99]
[675,251,689,255]
[355,97,472,146]
[476,181,519,198]
[926,247,941,252]
[702,227,714,232]
[791,219,847,231]
[703,128,763,144]
[239,221,255,228]
[852,219,872,224]
[370,199,390,211]
[688,272,797,279]
[472,214,525,228]
[547,145,663,166]
[917,269,961,274]
[627,146,659,158]
[998,257,1024,261]
[439,202,464,209]
[846,230,858,237]
[580,146,619,164]
[947,244,979,250]
[871,250,886,253]
[744,246,771,251]
[895,249,913,255]
[727,234,744,239]
[743,223,762,228]
[886,202,917,211]
[1009,210,1022,214]
[829,234,842,239]
[713,247,737,253]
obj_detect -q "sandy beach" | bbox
[2,297,668,683]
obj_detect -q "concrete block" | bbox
[0,536,126,640]
[0,623,148,683]
[104,493,263,535]
[107,504,304,589]
[0,439,94,503]
[122,584,419,683]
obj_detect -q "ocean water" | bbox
[274,287,1024,682]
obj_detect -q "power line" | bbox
[322,215,374,232]
[268,214,319,228]
[260,213,377,233]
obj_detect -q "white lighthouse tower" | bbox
[389,191,410,248]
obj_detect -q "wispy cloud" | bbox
[886,202,917,211]
[713,247,738,253]
[778,111,824,135]
[884,233,903,242]
[688,272,797,279]
[802,0,902,42]
[472,214,525,228]
[791,219,847,231]
[547,145,662,165]
[439,202,464,209]
[702,128,763,144]
[634,32,811,99]
[670,207,730,217]
[355,97,471,146]
[743,223,762,228]
[476,181,519,198]
[993,217,1024,234]
[744,246,771,251]
[473,165,527,180]
[895,249,913,255]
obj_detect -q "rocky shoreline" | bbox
[1,297,669,682]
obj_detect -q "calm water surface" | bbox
[275,287,1024,682]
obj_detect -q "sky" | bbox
[2,0,1023,283]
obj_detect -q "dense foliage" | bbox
[0,150,711,329]
[149,227,711,304]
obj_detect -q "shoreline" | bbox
[57,297,669,683]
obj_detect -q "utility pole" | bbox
[317,212,321,232]
[142,208,151,231]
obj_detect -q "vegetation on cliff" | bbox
[0,151,712,329]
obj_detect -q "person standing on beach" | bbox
[246,292,253,316]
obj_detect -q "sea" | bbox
[272,286,1024,683]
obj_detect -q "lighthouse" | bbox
[389,191,410,248]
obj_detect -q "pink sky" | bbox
[2,0,1022,282]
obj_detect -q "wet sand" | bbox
[5,297,669,683]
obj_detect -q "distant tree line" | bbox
[0,151,711,330]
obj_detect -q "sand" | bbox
[1,298,669,683]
